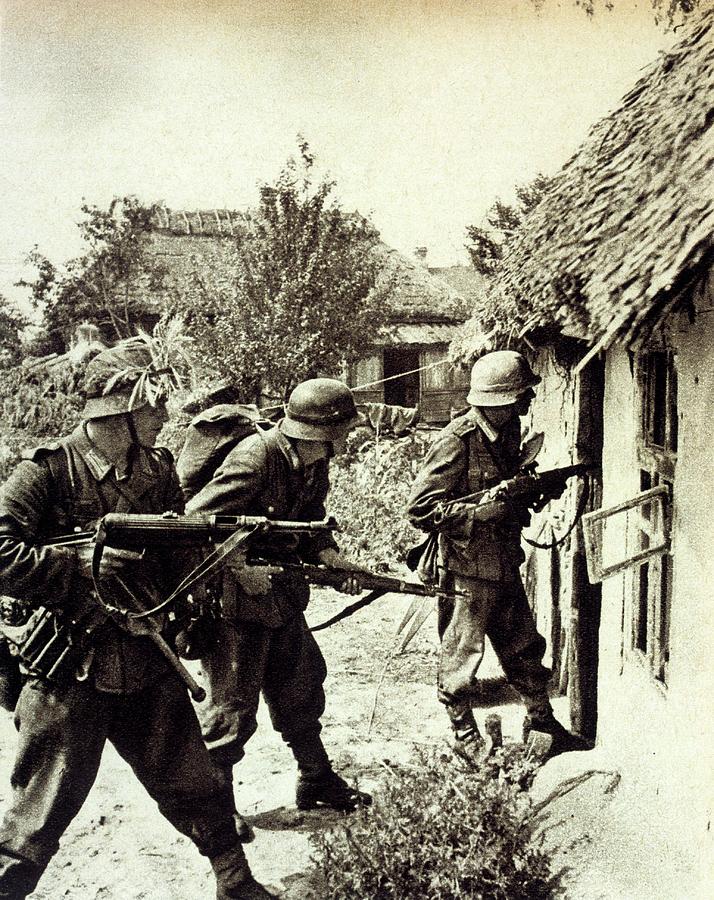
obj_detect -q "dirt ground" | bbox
[0,586,698,899]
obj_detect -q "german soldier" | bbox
[186,378,372,820]
[407,350,589,762]
[0,340,273,899]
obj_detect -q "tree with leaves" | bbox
[0,295,29,369]
[179,142,391,402]
[20,197,167,353]
[465,173,554,278]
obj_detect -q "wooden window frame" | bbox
[582,485,671,583]
[631,350,676,684]
[581,350,676,686]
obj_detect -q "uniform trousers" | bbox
[197,611,330,774]
[0,674,238,896]
[437,567,552,734]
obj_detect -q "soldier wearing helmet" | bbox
[407,350,588,763]
[187,378,372,819]
[0,339,273,899]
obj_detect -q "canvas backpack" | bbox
[176,403,270,500]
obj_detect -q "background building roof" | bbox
[150,210,479,325]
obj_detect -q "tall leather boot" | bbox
[295,766,372,811]
[215,764,254,843]
[210,845,276,900]
[522,708,592,758]
[448,703,486,766]
[290,733,371,811]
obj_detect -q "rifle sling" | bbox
[310,588,388,632]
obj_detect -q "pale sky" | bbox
[0,0,673,308]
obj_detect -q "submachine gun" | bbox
[13,514,337,701]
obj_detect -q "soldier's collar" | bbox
[275,422,302,472]
[72,424,151,483]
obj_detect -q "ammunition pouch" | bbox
[0,598,107,689]
[12,607,78,684]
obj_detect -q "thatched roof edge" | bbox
[476,9,714,353]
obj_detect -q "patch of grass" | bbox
[311,746,562,900]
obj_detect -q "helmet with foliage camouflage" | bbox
[82,336,179,420]
[467,350,540,407]
[282,378,359,442]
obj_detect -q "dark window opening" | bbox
[641,351,677,454]
[383,347,421,408]
[635,564,648,653]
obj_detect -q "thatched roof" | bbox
[150,210,474,324]
[458,10,714,358]
[373,247,473,322]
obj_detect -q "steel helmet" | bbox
[82,338,175,420]
[282,378,359,442]
[466,350,540,407]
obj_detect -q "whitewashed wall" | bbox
[598,271,714,868]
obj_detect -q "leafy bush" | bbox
[328,429,434,571]
[312,747,561,900]
[0,361,87,482]
[0,362,85,435]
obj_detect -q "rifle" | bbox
[31,514,338,700]
[435,462,592,524]
[243,559,468,631]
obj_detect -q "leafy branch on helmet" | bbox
[81,328,186,417]
[174,140,392,403]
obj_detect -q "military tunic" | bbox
[407,408,552,734]
[0,425,240,897]
[186,422,338,774]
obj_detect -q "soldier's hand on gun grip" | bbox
[318,548,366,595]
[75,544,144,580]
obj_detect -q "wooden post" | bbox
[568,356,604,740]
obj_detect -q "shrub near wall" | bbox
[312,748,561,900]
[328,429,432,572]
